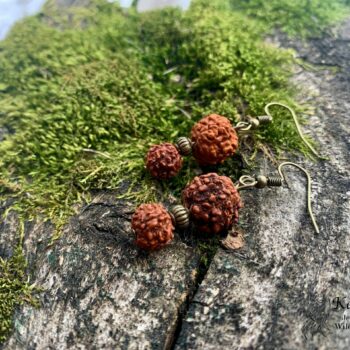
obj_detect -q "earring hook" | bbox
[265,102,321,159]
[278,161,320,234]
[235,161,320,234]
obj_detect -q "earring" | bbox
[131,162,319,250]
[144,102,321,180]
[145,108,272,180]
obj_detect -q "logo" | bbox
[331,297,350,330]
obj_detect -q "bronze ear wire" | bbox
[264,102,321,159]
[234,114,272,133]
[234,103,321,234]
[236,161,320,233]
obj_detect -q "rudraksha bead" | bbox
[182,173,242,234]
[146,143,182,179]
[131,203,174,250]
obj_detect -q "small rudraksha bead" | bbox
[146,143,183,179]
[131,203,174,250]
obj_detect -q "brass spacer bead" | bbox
[255,175,268,188]
[170,205,190,229]
[175,137,193,156]
[267,176,283,187]
[257,115,273,124]
[248,117,260,129]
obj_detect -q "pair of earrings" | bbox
[131,103,320,250]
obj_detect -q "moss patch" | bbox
[0,0,311,231]
[1,2,349,229]
[230,0,350,37]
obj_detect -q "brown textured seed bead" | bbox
[191,114,238,166]
[132,203,174,250]
[182,173,242,234]
[146,143,183,179]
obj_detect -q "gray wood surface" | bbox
[2,194,200,349]
[175,20,350,350]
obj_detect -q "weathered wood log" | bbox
[175,19,350,350]
[1,193,200,349]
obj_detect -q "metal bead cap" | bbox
[170,205,190,229]
[176,137,193,156]
[255,175,268,188]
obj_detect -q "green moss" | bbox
[0,0,309,230]
[229,0,350,37]
[0,245,38,342]
[197,239,221,270]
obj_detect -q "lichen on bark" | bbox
[0,245,38,342]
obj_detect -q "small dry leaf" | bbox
[221,227,245,250]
